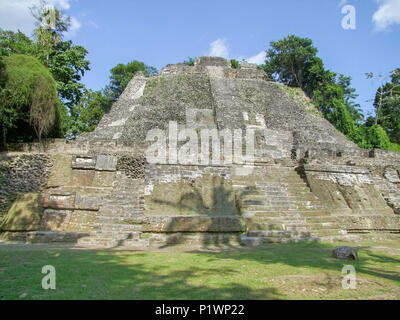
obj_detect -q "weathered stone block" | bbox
[74,194,101,211]
[195,56,230,67]
[304,164,369,174]
[41,209,97,232]
[92,171,115,187]
[47,154,73,187]
[95,155,117,171]
[332,246,360,260]
[69,170,95,187]
[71,155,96,170]
[384,169,400,183]
[42,191,75,210]
[41,209,71,231]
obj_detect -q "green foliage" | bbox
[265,34,317,88]
[31,1,70,66]
[0,29,37,57]
[388,142,400,153]
[361,125,391,150]
[107,60,156,102]
[48,99,69,138]
[100,60,157,113]
[183,57,195,66]
[265,36,371,149]
[0,54,57,142]
[373,69,400,144]
[67,89,107,135]
[0,28,90,111]
[230,59,239,69]
[337,74,364,124]
[1,241,400,299]
[46,41,90,107]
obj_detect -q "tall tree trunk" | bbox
[375,87,383,125]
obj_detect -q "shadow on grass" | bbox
[187,241,400,285]
[0,240,399,300]
[0,243,279,300]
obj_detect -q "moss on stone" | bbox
[278,85,322,116]
[0,193,42,231]
[122,74,213,143]
[47,154,72,188]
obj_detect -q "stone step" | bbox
[93,223,142,232]
[77,237,149,248]
[242,210,332,219]
[96,215,144,224]
[247,230,311,238]
[305,216,337,223]
[240,232,355,246]
[1,231,89,243]
[242,199,320,206]
[242,194,319,201]
[90,230,142,241]
[245,217,306,224]
[242,204,327,211]
[142,232,242,246]
[311,229,347,237]
[240,235,319,246]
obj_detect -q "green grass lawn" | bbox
[0,238,399,300]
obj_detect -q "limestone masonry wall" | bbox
[1,57,399,247]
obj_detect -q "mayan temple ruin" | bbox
[1,56,400,248]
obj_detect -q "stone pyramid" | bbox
[2,57,399,247]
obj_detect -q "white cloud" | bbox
[65,16,81,37]
[0,0,81,37]
[209,38,229,59]
[247,51,266,65]
[207,38,266,65]
[56,0,71,10]
[372,0,400,30]
[86,20,99,30]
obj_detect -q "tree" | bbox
[47,40,90,107]
[363,125,391,150]
[107,60,157,102]
[264,35,367,148]
[337,74,364,124]
[0,29,37,57]
[370,69,400,144]
[68,89,107,135]
[30,0,70,66]
[29,1,90,108]
[100,60,157,113]
[264,35,317,88]
[0,54,57,144]
[183,57,196,66]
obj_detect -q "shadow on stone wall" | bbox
[150,175,242,216]
[141,175,257,249]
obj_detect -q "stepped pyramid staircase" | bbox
[77,174,148,247]
[233,166,352,245]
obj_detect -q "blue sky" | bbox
[1,0,399,116]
